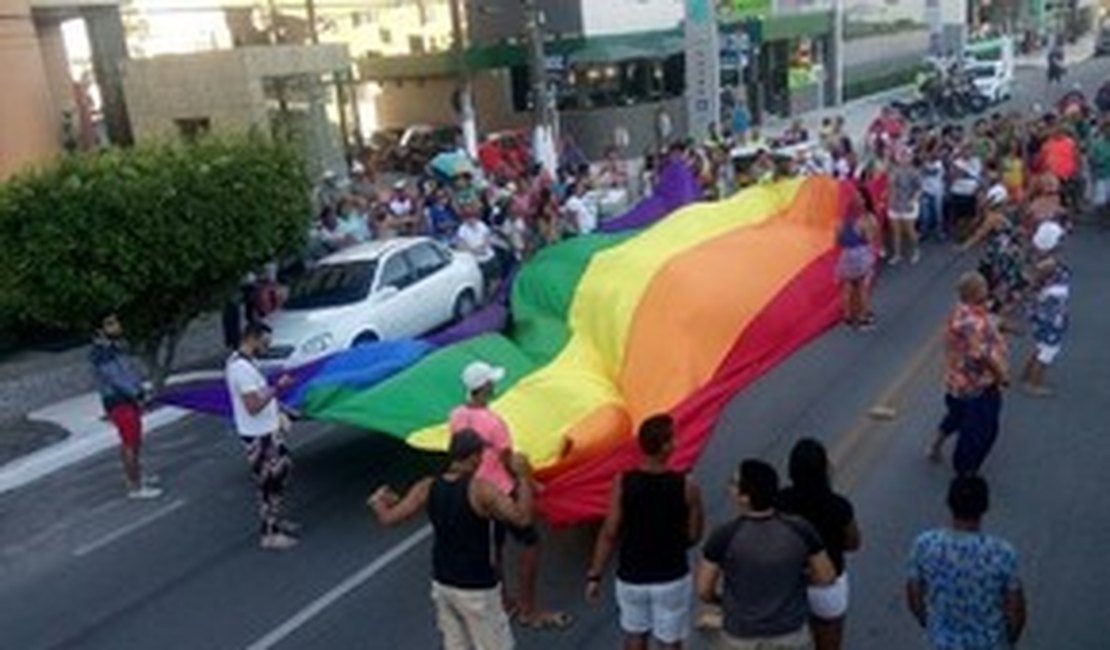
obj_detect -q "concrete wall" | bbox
[561,97,686,160]
[467,0,584,41]
[581,0,682,35]
[843,29,930,81]
[123,51,262,140]
[122,45,349,141]
[372,71,527,133]
[35,18,77,117]
[0,0,61,179]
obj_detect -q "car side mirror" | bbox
[375,285,400,302]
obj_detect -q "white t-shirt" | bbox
[563,194,598,234]
[226,354,280,438]
[921,159,946,196]
[950,157,982,197]
[456,219,495,262]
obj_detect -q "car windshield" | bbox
[284,260,377,310]
[968,66,996,78]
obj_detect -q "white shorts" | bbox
[889,206,919,221]
[1092,178,1109,207]
[616,574,693,643]
[1036,343,1062,365]
[807,573,850,620]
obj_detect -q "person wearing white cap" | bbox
[448,361,572,630]
[1021,221,1070,397]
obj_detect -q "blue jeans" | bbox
[918,193,945,239]
[939,388,1002,476]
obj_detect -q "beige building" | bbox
[1,0,132,180]
[122,44,351,175]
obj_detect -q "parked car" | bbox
[966,61,1013,104]
[1096,23,1110,56]
[261,238,483,368]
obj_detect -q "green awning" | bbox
[360,11,831,81]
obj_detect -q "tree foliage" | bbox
[0,135,311,384]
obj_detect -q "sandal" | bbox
[517,611,573,630]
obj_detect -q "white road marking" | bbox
[243,524,433,650]
[73,498,187,557]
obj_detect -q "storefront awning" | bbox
[360,11,832,81]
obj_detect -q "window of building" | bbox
[174,117,211,142]
[408,35,425,53]
[380,28,392,44]
[511,55,684,113]
[351,11,362,27]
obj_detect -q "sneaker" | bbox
[142,474,161,486]
[910,250,921,265]
[128,486,163,500]
[888,256,902,266]
[278,519,302,535]
[260,533,299,551]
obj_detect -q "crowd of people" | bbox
[86,51,1109,649]
[305,141,644,289]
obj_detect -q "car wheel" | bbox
[453,290,478,323]
[352,331,379,348]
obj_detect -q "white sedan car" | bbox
[261,238,483,368]
[967,61,1013,104]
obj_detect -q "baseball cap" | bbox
[461,361,506,392]
[1033,221,1065,253]
[448,429,487,461]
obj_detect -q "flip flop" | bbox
[517,611,573,631]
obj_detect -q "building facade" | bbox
[0,0,129,179]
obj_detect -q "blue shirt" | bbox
[908,528,1021,650]
[426,202,459,241]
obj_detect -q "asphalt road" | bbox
[1,58,1107,650]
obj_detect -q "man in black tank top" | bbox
[370,430,534,650]
[585,414,705,650]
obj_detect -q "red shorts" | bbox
[108,403,143,450]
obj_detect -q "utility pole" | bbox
[449,0,478,158]
[305,0,318,44]
[523,0,556,173]
[834,0,844,105]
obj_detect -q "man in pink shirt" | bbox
[449,361,572,631]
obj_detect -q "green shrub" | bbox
[0,134,311,385]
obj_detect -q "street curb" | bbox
[0,406,189,495]
[0,372,220,495]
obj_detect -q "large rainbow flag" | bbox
[164,174,845,524]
